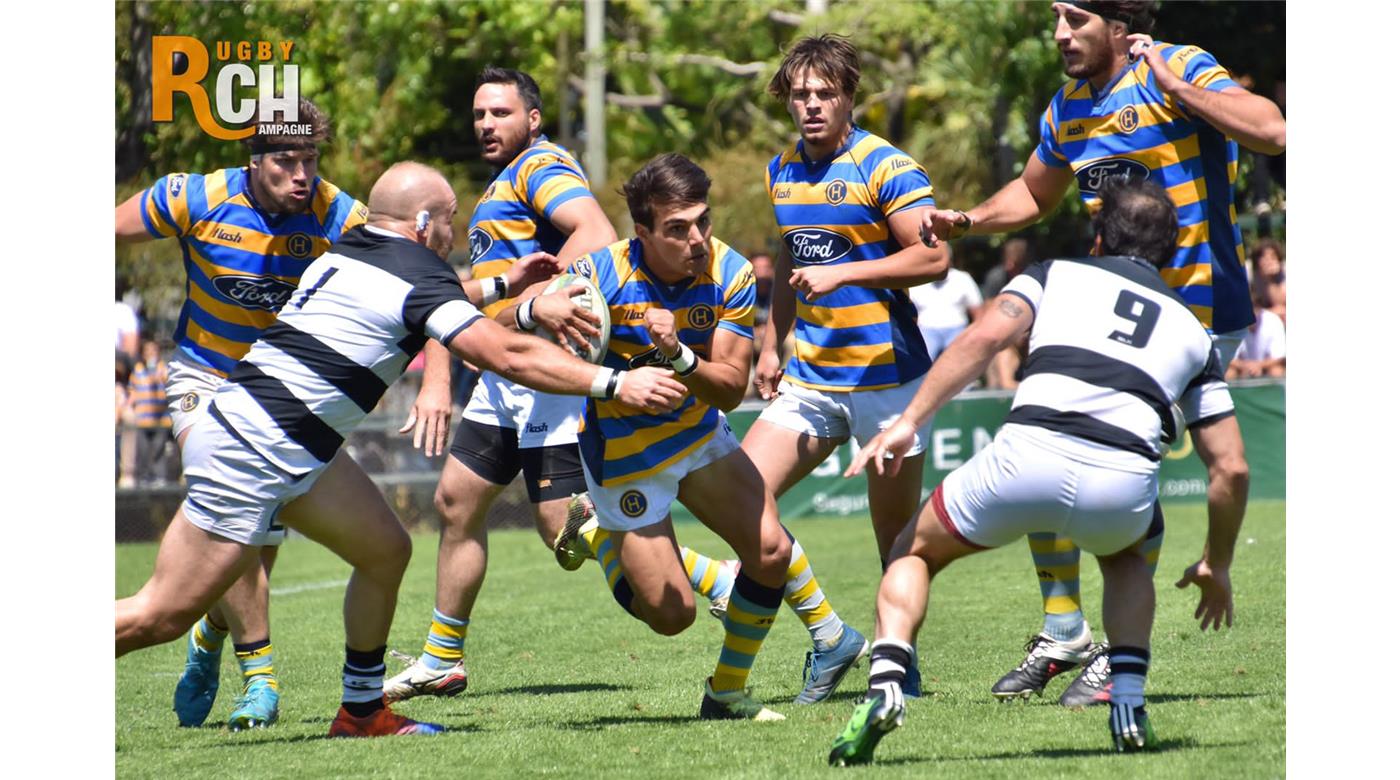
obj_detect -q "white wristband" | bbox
[515,297,537,331]
[668,343,698,376]
[589,367,624,400]
[480,274,508,305]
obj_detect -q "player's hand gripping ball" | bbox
[541,272,611,364]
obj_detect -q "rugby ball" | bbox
[540,272,611,364]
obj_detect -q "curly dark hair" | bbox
[767,34,861,99]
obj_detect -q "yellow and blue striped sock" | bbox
[682,547,735,602]
[581,525,641,617]
[191,614,227,655]
[783,532,845,649]
[711,572,784,693]
[420,609,469,671]
[233,639,278,692]
[1028,532,1086,642]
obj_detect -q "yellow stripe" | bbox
[797,299,890,330]
[1044,595,1082,615]
[1189,304,1212,329]
[1177,221,1209,248]
[722,635,764,657]
[786,552,810,579]
[600,427,716,487]
[788,577,820,605]
[711,667,749,690]
[188,222,330,265]
[144,194,178,237]
[1028,535,1079,554]
[697,562,720,596]
[1036,564,1083,582]
[782,220,889,246]
[186,273,285,327]
[203,169,230,211]
[1159,262,1212,288]
[782,375,900,393]
[882,188,932,215]
[309,179,343,223]
[167,180,192,233]
[532,174,589,213]
[846,133,889,165]
[603,401,709,459]
[798,602,833,626]
[794,339,895,368]
[184,324,255,363]
[430,620,469,640]
[477,219,538,241]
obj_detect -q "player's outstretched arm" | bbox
[1130,35,1285,155]
[115,192,155,243]
[790,208,948,298]
[1175,413,1249,630]
[847,293,1032,478]
[449,317,685,414]
[922,155,1073,243]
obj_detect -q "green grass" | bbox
[116,500,1284,779]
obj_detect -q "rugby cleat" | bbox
[699,678,785,721]
[328,702,445,738]
[383,659,468,702]
[1059,643,1112,708]
[828,682,906,767]
[794,625,869,704]
[1109,702,1159,752]
[991,626,1093,700]
[902,652,922,698]
[553,493,598,571]
[227,678,280,731]
[705,559,741,620]
[173,630,222,727]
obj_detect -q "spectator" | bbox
[750,251,775,327]
[1249,238,1286,326]
[1228,295,1286,380]
[129,338,175,485]
[908,245,983,364]
[116,278,140,364]
[981,239,1033,390]
[115,351,134,486]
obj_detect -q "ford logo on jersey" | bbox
[784,228,853,266]
[468,227,494,264]
[1077,159,1152,194]
[211,275,298,311]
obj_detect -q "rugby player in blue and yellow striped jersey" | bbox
[116,99,440,731]
[557,154,808,720]
[745,35,949,698]
[921,0,1284,707]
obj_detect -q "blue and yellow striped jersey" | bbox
[140,168,368,376]
[767,126,935,392]
[1036,42,1249,333]
[468,135,595,319]
[128,361,171,429]
[571,236,755,486]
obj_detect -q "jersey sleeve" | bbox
[519,153,593,221]
[718,254,757,339]
[1034,95,1070,168]
[1179,347,1235,427]
[868,149,936,216]
[1159,44,1242,117]
[1000,260,1051,315]
[140,172,203,238]
[402,263,483,345]
[567,247,617,301]
[324,191,370,242]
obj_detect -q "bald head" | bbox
[367,161,459,258]
[367,161,455,227]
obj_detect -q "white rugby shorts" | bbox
[757,379,932,454]
[934,423,1157,556]
[178,408,313,546]
[166,358,223,438]
[464,371,582,449]
[583,418,741,532]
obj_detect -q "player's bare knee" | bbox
[754,531,792,582]
[648,599,696,636]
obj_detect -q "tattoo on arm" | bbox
[997,297,1026,319]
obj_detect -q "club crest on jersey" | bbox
[573,257,595,280]
[469,227,494,264]
[825,180,848,205]
[179,392,199,412]
[785,228,853,266]
[1117,105,1140,133]
[168,173,186,198]
[620,490,648,518]
[1077,159,1151,194]
[211,274,297,311]
[285,232,313,258]
[686,305,716,330]
[627,346,671,369]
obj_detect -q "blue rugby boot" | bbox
[794,625,869,704]
[228,678,280,731]
[173,630,222,727]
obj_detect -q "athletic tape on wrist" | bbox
[480,275,508,306]
[515,297,537,331]
[669,343,698,376]
[590,367,622,400]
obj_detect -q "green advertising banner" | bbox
[677,380,1284,521]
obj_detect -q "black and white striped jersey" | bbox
[208,225,482,476]
[1000,256,1233,467]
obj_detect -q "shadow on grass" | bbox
[1148,692,1265,704]
[198,722,485,747]
[936,736,1252,761]
[560,714,699,730]
[491,682,632,696]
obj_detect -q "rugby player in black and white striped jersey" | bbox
[828,178,1249,764]
[115,162,686,739]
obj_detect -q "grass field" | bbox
[115,500,1285,779]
